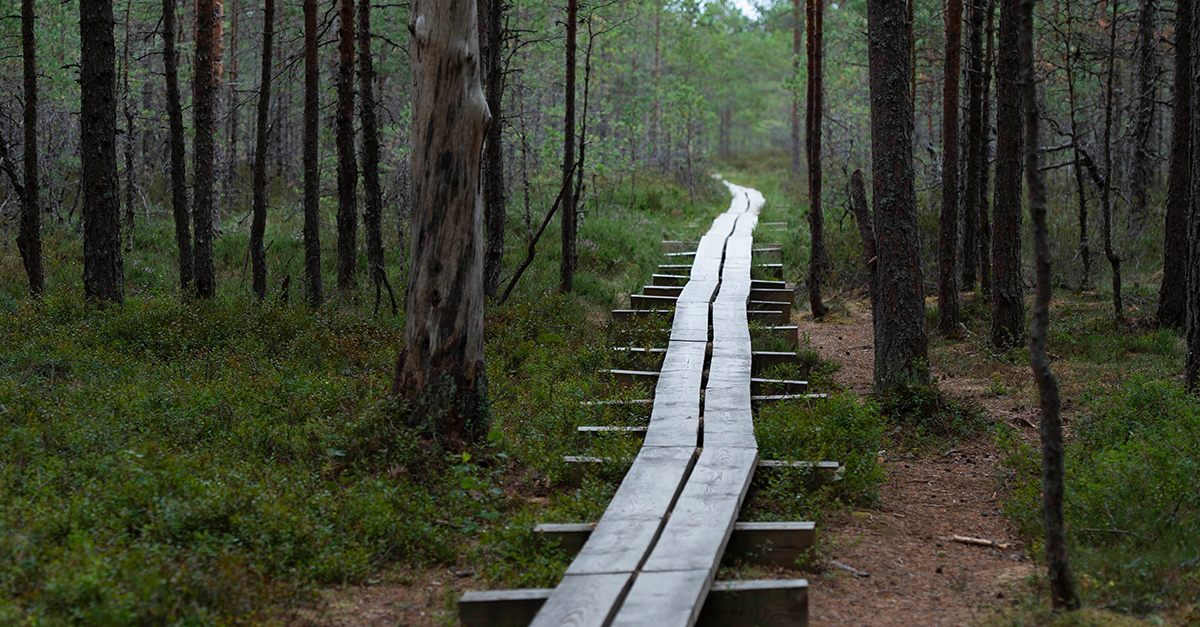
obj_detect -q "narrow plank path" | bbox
[529,181,764,627]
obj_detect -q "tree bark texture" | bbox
[481,0,507,298]
[163,0,193,291]
[193,0,219,298]
[559,0,578,293]
[867,0,929,390]
[303,0,323,307]
[978,0,996,297]
[121,1,135,253]
[962,0,982,292]
[359,0,388,304]
[850,169,880,329]
[792,0,803,176]
[1103,0,1124,322]
[336,0,358,292]
[395,0,492,443]
[1129,0,1159,234]
[80,0,124,303]
[991,0,1025,349]
[1061,0,1091,291]
[807,0,828,318]
[938,0,963,334]
[1188,0,1200,392]
[250,0,274,299]
[1159,0,1190,329]
[1019,0,1081,608]
[19,0,43,294]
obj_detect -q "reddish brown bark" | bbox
[336,0,358,292]
[81,0,124,303]
[938,0,964,334]
[991,0,1024,349]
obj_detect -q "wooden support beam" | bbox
[750,377,808,395]
[611,309,673,322]
[643,285,683,297]
[577,425,648,448]
[657,263,693,273]
[755,325,799,347]
[760,221,788,228]
[751,279,788,289]
[665,251,697,258]
[752,393,827,405]
[533,521,815,569]
[630,294,678,310]
[749,308,790,325]
[662,240,696,253]
[563,455,838,488]
[750,287,793,303]
[459,579,808,627]
[580,399,653,406]
[751,350,799,373]
[651,273,689,286]
[599,368,660,386]
[754,263,784,279]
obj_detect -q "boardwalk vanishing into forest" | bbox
[459,182,838,627]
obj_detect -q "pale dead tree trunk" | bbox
[250,0,274,299]
[1129,0,1158,234]
[302,0,322,307]
[81,0,124,303]
[868,0,930,390]
[807,0,828,317]
[19,0,43,294]
[394,0,492,444]
[1158,0,1190,329]
[938,0,963,335]
[163,0,193,291]
[480,0,507,298]
[336,0,358,292]
[1019,0,1080,609]
[559,0,578,293]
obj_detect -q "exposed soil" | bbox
[800,300,1037,626]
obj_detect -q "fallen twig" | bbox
[950,535,1013,550]
[829,560,869,577]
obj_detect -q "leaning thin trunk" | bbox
[938,0,964,334]
[559,0,578,293]
[1159,0,1191,329]
[867,0,929,390]
[1019,0,1080,609]
[394,0,491,444]
[250,0,274,299]
[18,0,43,294]
[990,0,1024,349]
[302,0,322,307]
[193,0,219,298]
[163,0,193,291]
[80,0,124,303]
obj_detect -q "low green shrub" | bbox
[878,382,990,442]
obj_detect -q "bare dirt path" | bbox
[801,301,1035,626]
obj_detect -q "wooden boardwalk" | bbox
[462,182,820,627]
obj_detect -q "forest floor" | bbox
[800,297,1036,626]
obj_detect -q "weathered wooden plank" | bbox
[665,251,697,258]
[750,279,787,289]
[652,273,690,286]
[751,393,827,405]
[755,325,799,347]
[630,294,678,309]
[600,369,660,386]
[661,240,696,253]
[750,378,808,395]
[644,285,683,297]
[577,425,648,448]
[460,588,556,627]
[609,569,710,627]
[750,287,793,303]
[657,264,693,273]
[611,309,673,322]
[528,572,633,627]
[750,351,798,373]
[748,309,790,325]
[580,398,653,407]
[749,299,789,313]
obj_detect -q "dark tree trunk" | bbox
[850,169,880,323]
[250,0,274,299]
[480,0,507,298]
[938,0,964,334]
[978,0,996,297]
[991,0,1024,349]
[1159,0,1190,329]
[1103,0,1124,323]
[336,0,358,292]
[962,0,981,292]
[394,0,491,444]
[792,0,802,176]
[80,0,124,303]
[1061,0,1091,291]
[1188,0,1200,392]
[359,0,390,311]
[1129,0,1159,234]
[193,0,219,298]
[18,0,43,294]
[867,0,929,390]
[121,0,136,253]
[1019,0,1081,609]
[559,0,578,293]
[163,0,193,291]
[807,0,828,318]
[225,0,240,224]
[303,0,323,307]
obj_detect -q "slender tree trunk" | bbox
[163,0,193,290]
[120,0,136,253]
[1103,0,1124,323]
[250,0,274,299]
[336,0,358,292]
[867,0,929,390]
[991,0,1024,349]
[938,0,964,334]
[80,0,124,303]
[359,0,389,310]
[1061,0,1091,291]
[651,4,660,167]
[978,0,996,297]
[225,0,240,224]
[1129,0,1158,234]
[1020,0,1081,609]
[559,0,578,293]
[793,0,803,177]
[850,169,880,325]
[481,0,507,298]
[1159,0,1190,329]
[394,0,491,444]
[193,0,219,298]
[18,0,43,294]
[962,0,981,292]
[303,0,322,307]
[1187,0,1200,392]
[807,0,828,317]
